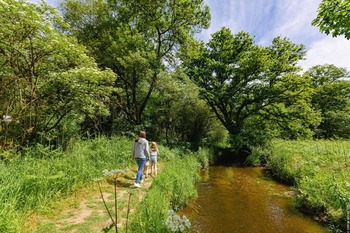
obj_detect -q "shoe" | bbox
[140,179,144,184]
[134,183,141,188]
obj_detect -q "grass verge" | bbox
[249,139,350,232]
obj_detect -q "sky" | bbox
[197,0,350,72]
[31,0,350,73]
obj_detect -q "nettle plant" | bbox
[96,168,130,233]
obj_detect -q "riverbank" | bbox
[25,153,203,232]
[1,136,208,232]
[0,136,135,232]
[24,163,159,232]
[248,140,350,232]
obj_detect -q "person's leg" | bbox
[153,157,158,176]
[149,160,153,176]
[135,158,146,184]
[144,162,149,178]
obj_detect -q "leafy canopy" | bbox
[306,64,350,139]
[313,0,350,39]
[0,0,115,148]
[60,0,210,125]
[182,27,319,148]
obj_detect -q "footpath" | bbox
[26,164,160,233]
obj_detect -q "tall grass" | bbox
[252,140,350,231]
[0,136,133,233]
[128,155,202,233]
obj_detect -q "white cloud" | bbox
[197,0,237,41]
[256,0,324,46]
[199,0,324,47]
[299,36,350,72]
[198,0,350,73]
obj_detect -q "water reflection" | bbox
[180,165,329,233]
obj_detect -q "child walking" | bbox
[143,155,150,178]
[149,142,160,177]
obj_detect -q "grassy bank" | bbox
[249,140,350,232]
[127,155,201,233]
[1,136,210,232]
[0,136,134,232]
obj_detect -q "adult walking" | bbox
[132,131,149,188]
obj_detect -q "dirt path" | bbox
[25,164,161,233]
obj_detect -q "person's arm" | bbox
[144,142,150,157]
[132,143,135,160]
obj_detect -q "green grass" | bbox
[0,136,134,233]
[128,155,202,233]
[251,139,350,232]
[1,136,211,233]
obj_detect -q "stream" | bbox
[180,165,329,233]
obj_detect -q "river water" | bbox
[180,165,329,233]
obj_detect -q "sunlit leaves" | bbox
[183,27,316,147]
[61,0,210,125]
[0,0,115,148]
[313,0,350,39]
[306,64,350,138]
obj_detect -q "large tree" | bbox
[306,64,350,138]
[182,28,319,148]
[60,0,210,126]
[0,0,115,149]
[313,0,350,39]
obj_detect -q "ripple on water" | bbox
[180,165,329,233]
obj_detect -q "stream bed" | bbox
[180,165,329,233]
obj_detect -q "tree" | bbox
[306,64,350,138]
[0,0,115,149]
[60,0,211,126]
[312,0,350,39]
[146,69,228,149]
[182,27,319,149]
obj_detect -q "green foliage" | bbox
[146,70,228,148]
[306,64,350,139]
[313,0,350,39]
[129,156,201,233]
[188,147,213,168]
[182,27,318,150]
[0,136,133,232]
[0,0,115,149]
[61,0,210,126]
[260,139,350,231]
[245,145,269,166]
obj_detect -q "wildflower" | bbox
[102,168,126,177]
[165,209,191,232]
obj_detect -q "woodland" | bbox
[1,0,350,154]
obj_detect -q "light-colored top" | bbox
[150,150,158,156]
[150,149,159,158]
[132,138,149,159]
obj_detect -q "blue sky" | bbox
[32,0,350,72]
[198,0,350,72]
